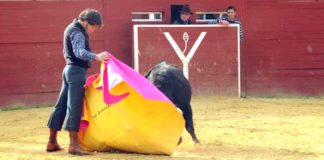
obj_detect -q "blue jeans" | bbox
[47,65,87,131]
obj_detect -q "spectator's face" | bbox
[180,12,191,21]
[227,9,236,20]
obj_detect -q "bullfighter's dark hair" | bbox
[227,5,237,12]
[78,8,103,27]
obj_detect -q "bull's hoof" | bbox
[177,137,183,145]
[194,142,205,150]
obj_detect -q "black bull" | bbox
[144,61,200,145]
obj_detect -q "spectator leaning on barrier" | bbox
[46,8,109,155]
[209,5,243,41]
[172,5,193,24]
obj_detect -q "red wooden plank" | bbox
[245,1,324,96]
[2,0,324,106]
[0,92,58,107]
[0,1,104,43]
[135,26,239,96]
[0,41,104,95]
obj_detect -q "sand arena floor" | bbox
[0,96,323,160]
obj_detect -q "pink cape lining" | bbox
[80,54,171,130]
[84,54,170,104]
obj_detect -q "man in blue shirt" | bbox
[209,6,243,41]
[47,9,109,155]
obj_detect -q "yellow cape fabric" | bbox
[78,64,185,155]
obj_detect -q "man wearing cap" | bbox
[46,8,109,155]
[172,5,193,24]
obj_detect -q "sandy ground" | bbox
[0,96,323,160]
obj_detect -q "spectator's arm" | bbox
[208,17,221,24]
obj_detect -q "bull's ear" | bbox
[159,60,167,65]
[144,70,152,78]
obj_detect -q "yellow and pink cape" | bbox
[78,55,185,155]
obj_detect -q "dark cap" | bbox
[179,5,193,15]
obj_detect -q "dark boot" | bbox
[46,129,63,152]
[68,131,92,155]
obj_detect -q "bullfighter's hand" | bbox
[96,51,110,62]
